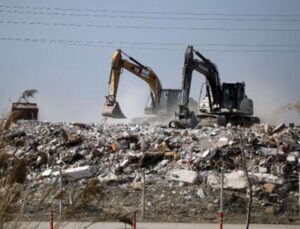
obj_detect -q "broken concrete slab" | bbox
[272,123,286,134]
[217,137,229,148]
[58,166,96,180]
[207,170,248,190]
[98,172,118,183]
[249,172,284,185]
[167,169,198,184]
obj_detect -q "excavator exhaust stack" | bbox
[101,98,126,119]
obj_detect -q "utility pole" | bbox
[142,169,145,221]
[218,166,224,229]
[59,168,63,217]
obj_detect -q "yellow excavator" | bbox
[101,49,181,119]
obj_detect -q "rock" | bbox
[167,169,198,184]
[250,173,284,185]
[263,183,276,193]
[286,155,296,163]
[197,188,205,198]
[164,151,180,160]
[57,166,96,180]
[258,167,268,173]
[217,137,229,148]
[208,171,248,190]
[41,169,52,177]
[265,206,276,214]
[272,123,286,134]
[98,172,118,183]
[157,141,170,153]
[132,182,143,191]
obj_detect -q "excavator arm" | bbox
[178,46,221,118]
[102,49,163,118]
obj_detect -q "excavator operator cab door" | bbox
[222,83,238,110]
[221,82,245,110]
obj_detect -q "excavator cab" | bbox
[144,89,181,116]
[221,82,253,115]
[221,83,243,110]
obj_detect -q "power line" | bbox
[1,9,300,22]
[2,36,300,47]
[0,4,299,18]
[1,20,300,32]
[1,37,300,53]
[0,37,182,50]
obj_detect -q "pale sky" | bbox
[0,0,299,123]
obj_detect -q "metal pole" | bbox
[221,168,223,212]
[142,169,145,221]
[218,167,224,229]
[59,168,62,217]
[132,210,136,229]
[50,210,53,229]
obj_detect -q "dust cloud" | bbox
[117,84,150,119]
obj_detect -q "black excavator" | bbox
[169,46,260,128]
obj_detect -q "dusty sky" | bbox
[0,0,299,124]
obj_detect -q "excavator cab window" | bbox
[222,83,238,109]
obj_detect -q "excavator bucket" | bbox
[101,101,126,119]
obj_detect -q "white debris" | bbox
[41,169,52,177]
[167,169,198,184]
[208,170,248,190]
[249,173,284,185]
[61,166,96,180]
[217,137,229,148]
[98,172,118,183]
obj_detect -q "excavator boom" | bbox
[171,46,222,128]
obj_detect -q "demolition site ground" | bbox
[0,120,299,226]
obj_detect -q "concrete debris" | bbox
[263,183,276,193]
[132,182,143,191]
[59,166,96,180]
[167,169,198,184]
[0,120,299,223]
[98,172,118,183]
[217,137,229,148]
[249,172,284,185]
[197,188,205,198]
[272,123,286,134]
[208,171,248,190]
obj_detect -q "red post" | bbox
[218,210,223,229]
[50,210,54,229]
[132,210,136,229]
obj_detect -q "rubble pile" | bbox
[0,120,299,223]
